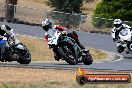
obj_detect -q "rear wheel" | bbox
[58,45,78,65]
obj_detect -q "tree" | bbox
[46,0,84,13]
[93,0,132,28]
[5,0,17,21]
[46,0,86,29]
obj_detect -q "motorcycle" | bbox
[47,28,93,65]
[0,36,31,64]
[116,28,132,54]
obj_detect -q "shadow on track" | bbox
[124,56,132,59]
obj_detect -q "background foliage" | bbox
[93,0,132,28]
[46,0,84,13]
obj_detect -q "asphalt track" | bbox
[0,21,132,71]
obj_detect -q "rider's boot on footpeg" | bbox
[54,52,61,61]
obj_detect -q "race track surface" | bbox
[0,22,132,71]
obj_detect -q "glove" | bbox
[61,31,67,36]
[62,31,67,34]
[113,38,117,42]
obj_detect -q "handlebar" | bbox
[7,36,15,47]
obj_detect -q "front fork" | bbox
[117,41,130,53]
[65,38,79,63]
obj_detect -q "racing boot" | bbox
[54,52,61,61]
[80,49,89,56]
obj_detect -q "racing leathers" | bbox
[0,25,19,44]
[111,24,132,53]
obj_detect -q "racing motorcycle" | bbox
[116,28,132,54]
[48,28,93,65]
[0,36,31,64]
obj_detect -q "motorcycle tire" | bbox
[58,45,78,65]
[117,45,124,53]
[82,51,93,65]
[17,49,31,64]
[127,42,132,51]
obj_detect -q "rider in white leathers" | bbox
[42,19,86,61]
[111,19,132,53]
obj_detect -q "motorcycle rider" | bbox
[111,19,132,53]
[0,24,19,44]
[0,24,19,60]
[42,19,86,61]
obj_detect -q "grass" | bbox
[0,80,132,88]
[0,67,131,88]
[89,48,108,60]
[17,35,108,61]
[1,81,129,88]
[81,0,101,14]
[17,35,54,61]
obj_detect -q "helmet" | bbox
[1,24,11,31]
[113,19,122,30]
[42,19,52,31]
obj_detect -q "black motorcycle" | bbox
[48,29,93,65]
[0,36,31,64]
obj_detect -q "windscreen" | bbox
[47,28,58,38]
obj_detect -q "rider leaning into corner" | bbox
[0,24,19,60]
[42,19,87,61]
[0,24,19,44]
[111,19,132,53]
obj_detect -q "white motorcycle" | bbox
[116,28,132,54]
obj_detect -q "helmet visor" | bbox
[43,25,49,31]
[114,24,121,28]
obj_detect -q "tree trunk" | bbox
[5,0,17,21]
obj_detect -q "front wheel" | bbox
[127,42,132,51]
[82,51,93,65]
[17,46,31,64]
[117,45,124,53]
[17,52,31,64]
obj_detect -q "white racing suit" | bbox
[111,24,132,53]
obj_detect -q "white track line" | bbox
[16,34,43,40]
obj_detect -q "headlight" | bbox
[120,29,128,36]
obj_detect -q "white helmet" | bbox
[42,19,52,31]
[1,24,11,31]
[113,19,122,30]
